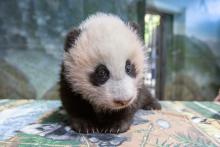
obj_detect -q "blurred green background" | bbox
[0,0,219,101]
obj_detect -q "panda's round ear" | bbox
[64,28,81,52]
[128,22,140,34]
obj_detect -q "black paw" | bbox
[106,121,131,134]
[71,118,132,134]
[143,101,161,110]
[71,118,94,133]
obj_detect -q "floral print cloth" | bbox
[0,99,219,146]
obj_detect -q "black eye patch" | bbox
[89,64,110,86]
[125,60,136,78]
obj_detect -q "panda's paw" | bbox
[143,100,161,110]
[71,118,94,134]
[70,118,131,134]
[104,121,131,134]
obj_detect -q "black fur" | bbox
[125,60,137,78]
[89,64,110,86]
[64,28,81,52]
[128,22,140,34]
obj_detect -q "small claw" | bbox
[86,129,88,134]
[110,129,112,133]
[104,129,108,133]
[92,128,94,134]
[78,128,81,134]
[96,128,99,133]
[116,128,120,134]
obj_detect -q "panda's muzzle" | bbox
[113,98,132,106]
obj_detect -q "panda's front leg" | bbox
[138,84,161,110]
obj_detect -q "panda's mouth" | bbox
[111,97,134,109]
[113,98,132,106]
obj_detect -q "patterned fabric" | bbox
[0,99,219,146]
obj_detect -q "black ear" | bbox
[64,28,81,52]
[128,22,140,34]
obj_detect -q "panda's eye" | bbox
[89,64,110,86]
[125,60,132,74]
[96,65,108,79]
[125,60,136,77]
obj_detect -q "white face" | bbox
[63,13,145,110]
[64,53,144,110]
[101,71,138,109]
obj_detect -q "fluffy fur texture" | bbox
[60,13,161,133]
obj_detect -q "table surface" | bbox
[0,99,219,146]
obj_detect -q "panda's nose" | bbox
[113,98,132,106]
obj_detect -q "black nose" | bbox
[113,98,132,106]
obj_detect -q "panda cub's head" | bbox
[63,13,145,111]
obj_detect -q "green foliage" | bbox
[156,138,175,147]
[17,133,81,146]
[41,109,68,123]
[184,102,220,119]
[144,14,160,44]
[155,133,217,147]
[175,133,217,147]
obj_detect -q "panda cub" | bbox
[60,13,161,133]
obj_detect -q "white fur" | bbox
[105,75,137,102]
[64,13,145,110]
